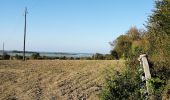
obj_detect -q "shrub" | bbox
[30,53,40,59]
[92,53,105,60]
[3,52,10,60]
[59,56,67,60]
[14,54,23,60]
[149,78,165,98]
[110,50,118,60]
[104,54,114,60]
[100,68,141,100]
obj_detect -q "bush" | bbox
[149,78,165,98]
[92,53,105,60]
[80,57,92,60]
[30,53,40,59]
[3,52,10,60]
[110,50,118,60]
[14,54,23,60]
[100,68,141,100]
[59,56,67,60]
[104,54,113,60]
[162,80,170,99]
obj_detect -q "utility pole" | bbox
[2,42,4,59]
[23,7,28,61]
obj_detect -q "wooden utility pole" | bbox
[2,42,4,59]
[23,7,28,61]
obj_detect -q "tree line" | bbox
[0,52,117,60]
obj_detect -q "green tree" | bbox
[113,35,132,59]
[3,52,10,60]
[92,53,104,60]
[104,54,114,60]
[136,0,170,98]
[146,0,170,68]
[110,50,118,60]
[103,0,170,99]
[30,53,40,59]
[110,27,144,59]
[14,54,23,60]
[127,26,141,41]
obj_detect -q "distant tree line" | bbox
[0,52,118,60]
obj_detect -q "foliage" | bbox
[146,0,170,69]
[110,27,144,59]
[92,53,105,60]
[149,78,165,97]
[103,0,170,99]
[3,52,10,60]
[145,1,170,98]
[127,26,141,41]
[162,79,170,99]
[104,54,114,60]
[110,50,118,60]
[114,35,132,59]
[92,53,117,60]
[100,67,142,100]
[14,54,23,60]
[59,56,67,60]
[30,53,40,59]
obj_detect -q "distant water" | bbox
[0,51,93,58]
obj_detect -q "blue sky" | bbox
[0,0,154,53]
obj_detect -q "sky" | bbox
[0,0,154,54]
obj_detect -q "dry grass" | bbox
[0,60,125,100]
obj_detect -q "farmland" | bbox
[0,60,124,100]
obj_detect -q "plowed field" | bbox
[0,60,124,100]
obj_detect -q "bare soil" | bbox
[0,60,124,100]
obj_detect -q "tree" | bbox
[110,27,144,59]
[30,53,40,59]
[110,50,118,60]
[104,0,170,99]
[14,54,23,60]
[92,53,104,60]
[3,52,10,60]
[126,26,141,41]
[104,54,114,60]
[112,35,132,59]
[145,0,170,98]
[146,0,170,68]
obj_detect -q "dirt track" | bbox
[0,60,124,100]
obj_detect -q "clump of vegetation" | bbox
[146,0,170,98]
[3,52,10,60]
[92,53,117,60]
[59,56,67,60]
[100,69,141,100]
[101,0,170,99]
[92,53,105,60]
[14,54,23,60]
[30,53,41,59]
[109,26,146,60]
